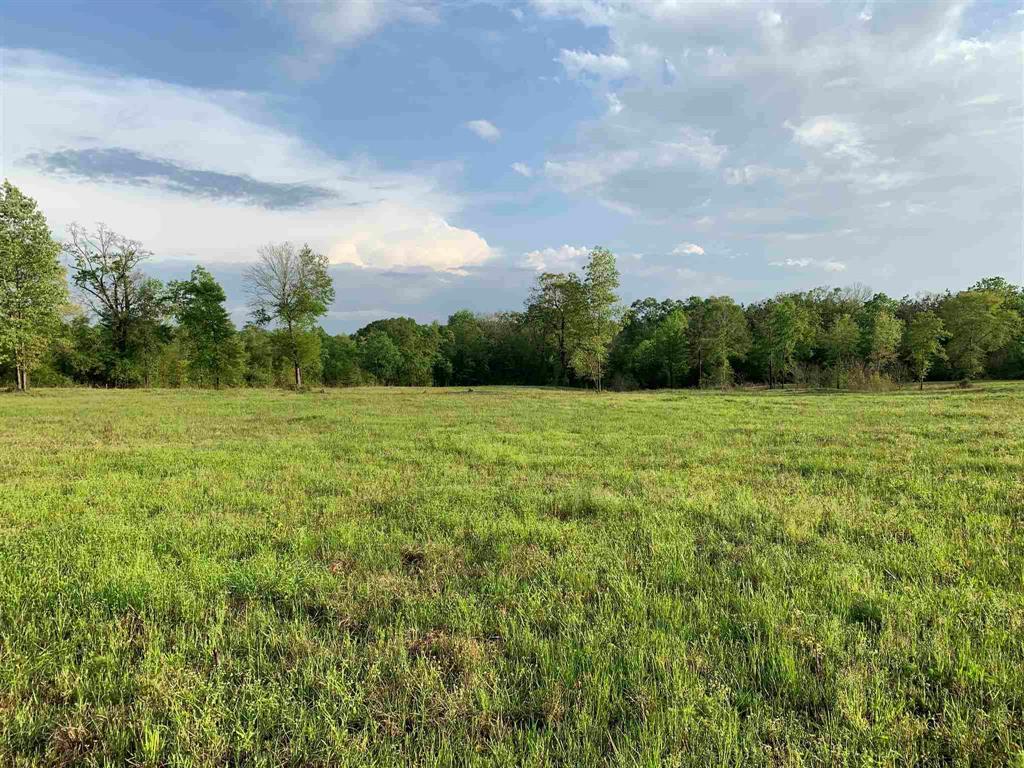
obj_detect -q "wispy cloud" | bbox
[769,258,847,273]
[274,0,439,77]
[2,49,494,273]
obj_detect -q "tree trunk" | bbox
[15,365,24,391]
[919,377,924,391]
[294,364,302,389]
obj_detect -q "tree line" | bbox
[2,181,1022,392]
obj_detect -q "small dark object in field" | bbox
[847,597,883,632]
[400,548,427,573]
[958,379,973,389]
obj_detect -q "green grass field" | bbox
[1,384,1022,766]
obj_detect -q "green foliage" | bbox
[0,180,66,390]
[526,270,587,385]
[642,308,689,387]
[865,309,904,374]
[941,290,1022,379]
[62,223,167,386]
[903,311,947,388]
[355,317,442,386]
[441,310,491,386]
[167,266,244,387]
[1,385,1022,765]
[245,243,335,387]
[688,296,751,387]
[754,296,815,388]
[319,330,363,386]
[569,247,621,390]
[822,314,861,388]
[359,329,403,385]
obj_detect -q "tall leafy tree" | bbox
[570,247,620,390]
[63,222,163,385]
[648,308,689,387]
[441,310,491,386]
[359,330,402,385]
[320,330,363,386]
[764,297,814,388]
[167,266,243,387]
[240,325,275,387]
[354,317,442,386]
[244,242,334,388]
[526,271,586,385]
[967,277,1024,378]
[940,289,1022,380]
[823,314,861,388]
[688,296,751,387]
[903,311,946,389]
[865,309,904,374]
[0,181,66,391]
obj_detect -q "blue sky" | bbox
[2,0,1021,331]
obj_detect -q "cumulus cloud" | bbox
[511,162,533,177]
[523,244,590,271]
[1,49,494,273]
[466,119,501,141]
[672,242,705,256]
[329,219,494,274]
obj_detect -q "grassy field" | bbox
[1,384,1022,767]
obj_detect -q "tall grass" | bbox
[1,384,1021,766]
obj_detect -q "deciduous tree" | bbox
[823,314,861,388]
[903,311,946,389]
[63,222,164,385]
[941,290,1021,380]
[245,242,334,388]
[688,296,750,387]
[0,181,66,391]
[167,266,243,387]
[570,247,620,390]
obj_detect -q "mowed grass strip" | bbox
[0,384,1022,767]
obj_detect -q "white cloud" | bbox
[274,0,438,76]
[1,49,494,274]
[770,258,847,272]
[511,162,533,177]
[557,49,632,79]
[530,0,1022,290]
[788,116,872,164]
[329,218,494,273]
[606,93,624,115]
[672,242,705,256]
[522,244,590,271]
[544,125,726,208]
[466,119,501,141]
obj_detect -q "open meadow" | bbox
[1,384,1022,767]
